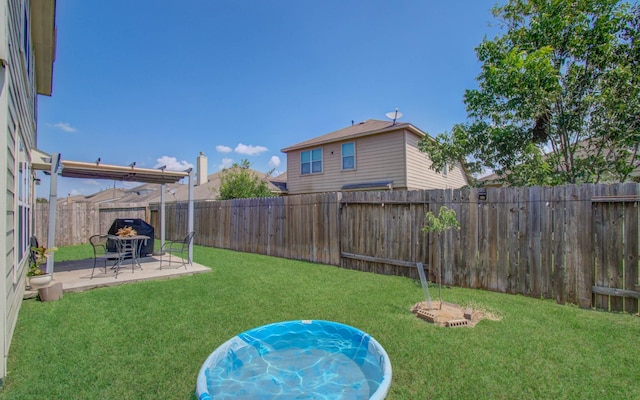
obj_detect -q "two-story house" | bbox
[1,0,56,382]
[281,119,468,195]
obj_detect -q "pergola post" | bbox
[160,183,165,253]
[187,169,194,265]
[45,152,60,274]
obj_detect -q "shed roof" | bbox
[31,150,189,185]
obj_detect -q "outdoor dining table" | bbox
[107,234,150,271]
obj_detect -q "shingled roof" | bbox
[281,119,425,152]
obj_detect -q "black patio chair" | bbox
[29,236,39,266]
[89,234,122,279]
[160,231,195,269]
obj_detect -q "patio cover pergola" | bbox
[31,150,195,275]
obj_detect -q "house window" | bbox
[342,142,355,170]
[442,164,448,177]
[301,148,322,175]
[15,135,31,281]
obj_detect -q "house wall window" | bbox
[341,142,355,170]
[301,148,322,175]
[16,136,31,280]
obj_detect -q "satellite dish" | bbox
[385,109,403,125]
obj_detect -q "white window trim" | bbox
[14,125,31,284]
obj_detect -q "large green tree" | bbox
[217,159,273,200]
[420,0,640,186]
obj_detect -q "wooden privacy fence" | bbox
[34,202,149,247]
[37,183,638,312]
[150,193,341,265]
[150,183,639,313]
[424,183,639,313]
[339,190,430,278]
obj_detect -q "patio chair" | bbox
[160,231,195,269]
[89,234,122,279]
[29,236,39,267]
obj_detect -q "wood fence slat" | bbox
[483,188,500,291]
[607,184,624,311]
[450,189,464,287]
[518,187,530,295]
[594,184,609,310]
[457,188,470,288]
[507,187,520,294]
[340,197,348,268]
[540,186,554,298]
[577,184,595,309]
[477,192,489,289]
[428,190,439,283]
[528,185,542,298]
[442,189,454,285]
[468,188,480,288]
[623,183,639,313]
[591,286,640,299]
[495,187,508,293]
[552,186,566,304]
[564,185,579,305]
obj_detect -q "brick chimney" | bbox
[196,152,208,186]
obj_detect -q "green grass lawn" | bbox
[2,245,639,399]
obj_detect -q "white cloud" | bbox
[235,143,268,155]
[154,156,194,171]
[82,179,100,185]
[69,189,82,196]
[218,158,233,170]
[268,156,281,168]
[216,145,232,153]
[48,122,77,133]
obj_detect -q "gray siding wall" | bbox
[2,0,38,381]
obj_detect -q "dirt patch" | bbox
[410,301,501,327]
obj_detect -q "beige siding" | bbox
[405,133,468,189]
[285,128,468,194]
[286,130,408,194]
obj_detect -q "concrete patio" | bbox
[24,256,211,299]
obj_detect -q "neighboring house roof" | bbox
[56,188,126,204]
[65,168,284,204]
[281,119,426,152]
[269,171,288,192]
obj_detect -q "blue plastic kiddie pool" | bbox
[196,320,392,399]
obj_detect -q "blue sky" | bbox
[35,0,501,198]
